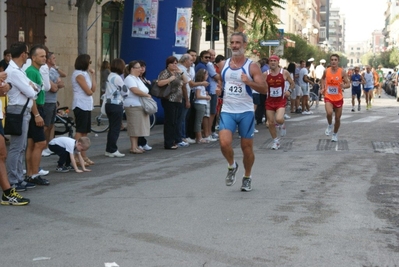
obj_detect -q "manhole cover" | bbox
[316,139,348,151]
[372,141,399,154]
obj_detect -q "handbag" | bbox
[150,80,172,98]
[139,96,158,115]
[4,99,29,136]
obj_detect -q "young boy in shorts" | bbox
[48,136,91,173]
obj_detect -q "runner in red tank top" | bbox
[264,55,295,150]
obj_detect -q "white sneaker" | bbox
[105,150,125,157]
[254,128,259,133]
[284,114,291,119]
[141,144,153,151]
[184,138,196,144]
[215,125,220,130]
[325,125,332,136]
[177,141,190,147]
[211,132,219,139]
[331,133,338,142]
[41,149,52,157]
[204,136,218,142]
[271,142,280,150]
[38,169,49,176]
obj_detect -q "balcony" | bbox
[292,0,300,4]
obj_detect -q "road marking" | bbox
[288,115,319,122]
[352,116,384,123]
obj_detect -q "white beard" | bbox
[232,47,245,56]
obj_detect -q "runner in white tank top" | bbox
[217,32,267,192]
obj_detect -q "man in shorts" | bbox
[320,54,350,142]
[219,32,267,192]
[264,55,295,150]
[42,52,66,156]
[24,44,50,185]
[350,67,365,112]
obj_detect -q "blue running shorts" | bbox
[219,111,255,139]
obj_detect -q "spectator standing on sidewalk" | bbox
[0,72,30,205]
[42,52,66,157]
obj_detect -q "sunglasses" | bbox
[204,56,211,59]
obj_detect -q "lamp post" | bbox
[301,22,318,45]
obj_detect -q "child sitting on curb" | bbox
[48,136,92,173]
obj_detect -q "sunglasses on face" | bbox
[204,56,211,59]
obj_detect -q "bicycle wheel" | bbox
[308,92,317,108]
[149,113,156,129]
[91,105,109,133]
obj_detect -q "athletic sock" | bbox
[228,161,237,169]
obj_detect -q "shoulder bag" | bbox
[150,80,172,98]
[4,99,30,136]
[139,96,158,115]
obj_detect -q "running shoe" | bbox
[284,114,291,119]
[254,128,259,133]
[351,108,355,112]
[271,141,280,150]
[56,166,70,173]
[184,138,196,144]
[1,188,30,206]
[331,133,338,142]
[177,141,190,147]
[241,177,252,192]
[25,175,50,186]
[325,125,332,136]
[225,163,239,186]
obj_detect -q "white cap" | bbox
[308,57,314,62]
[320,59,326,63]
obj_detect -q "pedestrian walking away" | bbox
[218,32,267,192]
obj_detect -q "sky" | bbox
[330,0,387,45]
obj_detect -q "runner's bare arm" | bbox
[242,63,267,94]
[320,70,327,94]
[342,71,350,89]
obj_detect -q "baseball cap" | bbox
[320,59,326,63]
[308,58,314,62]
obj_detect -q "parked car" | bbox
[383,72,396,96]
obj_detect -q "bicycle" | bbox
[54,107,75,138]
[91,105,156,133]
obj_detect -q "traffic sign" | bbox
[259,40,280,46]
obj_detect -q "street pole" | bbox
[210,0,214,49]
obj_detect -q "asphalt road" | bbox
[2,90,399,267]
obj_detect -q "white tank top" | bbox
[364,72,374,89]
[221,58,254,113]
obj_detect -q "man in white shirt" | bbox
[5,42,39,191]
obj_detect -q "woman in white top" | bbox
[71,54,96,165]
[104,58,129,158]
[123,61,152,154]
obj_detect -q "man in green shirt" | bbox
[24,44,49,186]
[376,65,384,98]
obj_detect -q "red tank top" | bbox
[266,68,285,101]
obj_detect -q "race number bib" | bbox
[269,87,282,97]
[352,81,359,86]
[327,86,339,95]
[225,81,244,96]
